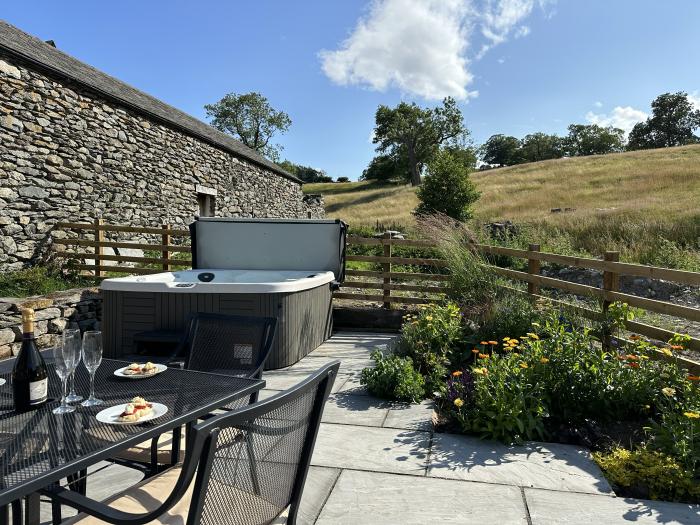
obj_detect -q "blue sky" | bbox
[4,1,700,180]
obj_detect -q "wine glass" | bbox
[65,329,83,404]
[53,330,80,415]
[80,331,103,407]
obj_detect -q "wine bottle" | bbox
[12,308,49,411]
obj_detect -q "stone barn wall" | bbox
[0,21,324,271]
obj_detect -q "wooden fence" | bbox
[52,219,191,276]
[337,234,700,354]
[50,220,700,355]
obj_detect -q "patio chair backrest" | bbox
[186,360,339,525]
[183,313,277,380]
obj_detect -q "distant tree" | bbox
[277,160,332,183]
[519,133,564,162]
[627,92,700,150]
[373,97,467,186]
[443,145,478,171]
[415,149,480,221]
[361,154,409,182]
[564,124,624,156]
[480,134,522,166]
[205,92,291,161]
[336,176,350,183]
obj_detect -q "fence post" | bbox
[527,243,541,297]
[602,251,620,350]
[383,232,391,309]
[161,223,171,271]
[94,217,104,279]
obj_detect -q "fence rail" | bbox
[338,234,700,357]
[53,219,191,276]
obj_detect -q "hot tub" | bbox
[101,218,346,369]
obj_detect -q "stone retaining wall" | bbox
[0,37,324,272]
[0,288,101,359]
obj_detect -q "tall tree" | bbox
[480,134,522,166]
[372,97,467,186]
[277,160,332,183]
[519,133,564,163]
[205,92,291,161]
[564,124,624,156]
[627,92,700,150]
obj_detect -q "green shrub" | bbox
[415,150,480,221]
[360,351,425,402]
[0,265,91,298]
[593,447,700,503]
[396,302,464,394]
[473,289,542,346]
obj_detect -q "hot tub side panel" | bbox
[102,285,332,368]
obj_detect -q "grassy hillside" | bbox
[304,145,700,268]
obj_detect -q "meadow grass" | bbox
[304,145,700,269]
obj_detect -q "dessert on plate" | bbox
[123,362,158,376]
[118,396,153,422]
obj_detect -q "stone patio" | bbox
[44,332,700,524]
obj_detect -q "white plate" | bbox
[113,363,167,379]
[95,402,168,425]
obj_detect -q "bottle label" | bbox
[29,378,48,405]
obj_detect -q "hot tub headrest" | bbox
[190,218,347,282]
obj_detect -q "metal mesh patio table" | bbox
[0,358,264,521]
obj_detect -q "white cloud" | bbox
[585,106,648,135]
[497,57,506,64]
[688,91,700,111]
[594,101,603,108]
[319,0,553,100]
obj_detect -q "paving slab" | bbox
[263,357,372,390]
[525,488,700,525]
[317,469,528,524]
[311,423,430,475]
[310,332,396,359]
[297,466,341,525]
[334,373,369,396]
[383,400,435,431]
[322,392,392,427]
[428,433,613,495]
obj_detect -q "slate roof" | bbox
[0,20,301,183]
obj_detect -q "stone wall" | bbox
[0,51,324,271]
[0,288,101,359]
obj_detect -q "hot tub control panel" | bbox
[197,272,215,282]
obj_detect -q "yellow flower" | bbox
[426,316,433,321]
[662,387,676,397]
[540,357,550,364]
[519,362,529,369]
[526,333,539,340]
[661,348,673,357]
[509,338,519,344]
[473,367,488,376]
[683,411,700,419]
[452,370,463,377]
[454,398,464,408]
[503,337,511,341]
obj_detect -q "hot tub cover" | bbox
[189,218,347,282]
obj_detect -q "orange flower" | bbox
[629,335,641,341]
[480,341,489,346]
[688,375,700,381]
[478,353,490,360]
[626,354,639,361]
[628,362,640,369]
[540,357,550,364]
[670,344,684,351]
[452,371,463,377]
[472,348,480,354]
[488,341,498,346]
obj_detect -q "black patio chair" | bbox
[43,361,339,525]
[114,313,278,475]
